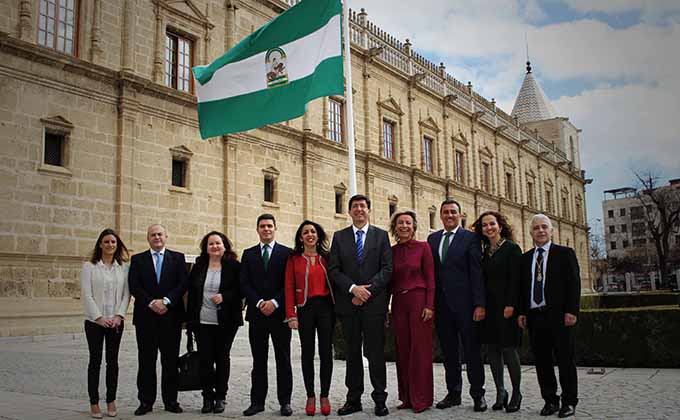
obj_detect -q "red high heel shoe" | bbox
[320,397,331,416]
[306,397,316,416]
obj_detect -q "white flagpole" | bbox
[342,0,358,196]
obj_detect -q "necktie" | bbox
[262,244,270,271]
[533,248,545,305]
[441,231,453,261]
[154,252,163,284]
[356,230,364,265]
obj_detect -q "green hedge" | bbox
[580,292,680,309]
[333,306,680,368]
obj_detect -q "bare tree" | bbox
[588,227,608,291]
[635,171,680,285]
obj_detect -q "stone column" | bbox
[115,85,139,244]
[121,0,137,72]
[18,0,34,42]
[153,8,166,83]
[225,0,237,50]
[90,0,104,64]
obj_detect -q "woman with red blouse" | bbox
[285,220,335,416]
[389,210,435,413]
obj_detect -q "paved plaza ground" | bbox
[0,327,678,420]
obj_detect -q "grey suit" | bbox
[328,224,392,404]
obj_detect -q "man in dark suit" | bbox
[328,194,392,417]
[428,199,487,412]
[240,214,294,417]
[128,224,189,415]
[517,214,580,418]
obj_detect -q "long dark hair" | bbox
[293,220,329,258]
[472,211,515,244]
[196,231,238,267]
[90,228,129,265]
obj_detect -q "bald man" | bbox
[129,224,189,415]
[517,215,580,418]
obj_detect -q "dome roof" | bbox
[511,61,557,124]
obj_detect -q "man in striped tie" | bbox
[517,214,581,418]
[328,194,393,416]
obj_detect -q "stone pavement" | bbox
[0,327,678,420]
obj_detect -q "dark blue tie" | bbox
[356,230,364,265]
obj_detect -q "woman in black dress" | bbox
[186,231,243,414]
[472,211,523,413]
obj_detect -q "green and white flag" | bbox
[193,0,344,139]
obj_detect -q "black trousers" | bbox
[339,310,387,404]
[84,320,124,404]
[528,308,578,407]
[197,323,239,400]
[248,316,293,406]
[135,317,182,406]
[435,304,486,398]
[297,296,335,398]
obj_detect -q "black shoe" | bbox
[134,403,153,416]
[243,404,265,416]
[558,404,575,418]
[213,400,225,414]
[337,401,362,416]
[540,402,560,416]
[435,393,461,409]
[164,402,183,414]
[374,402,388,417]
[280,404,293,416]
[492,390,508,411]
[201,398,214,414]
[506,393,522,413]
[473,396,488,412]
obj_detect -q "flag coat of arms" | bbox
[193,0,344,139]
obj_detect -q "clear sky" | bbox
[348,0,680,225]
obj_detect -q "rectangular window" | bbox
[546,190,554,213]
[44,132,65,166]
[328,99,343,142]
[621,224,627,233]
[38,0,78,55]
[610,241,617,250]
[630,206,644,219]
[609,225,616,234]
[632,222,646,237]
[423,137,433,172]
[561,196,568,218]
[264,177,274,202]
[165,31,193,93]
[429,211,435,230]
[527,181,535,207]
[382,120,394,160]
[623,240,629,248]
[389,202,396,217]
[506,173,514,200]
[455,151,465,184]
[335,191,343,214]
[620,208,626,217]
[608,209,615,218]
[633,238,646,246]
[481,162,490,192]
[171,159,186,187]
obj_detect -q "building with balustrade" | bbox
[0,0,591,336]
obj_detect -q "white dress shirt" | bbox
[530,241,552,309]
[438,225,460,260]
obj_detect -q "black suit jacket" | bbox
[239,242,292,322]
[518,243,581,320]
[328,225,393,315]
[128,249,189,326]
[186,257,244,330]
[427,228,485,314]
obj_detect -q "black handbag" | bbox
[177,329,213,391]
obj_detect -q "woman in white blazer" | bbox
[81,228,130,418]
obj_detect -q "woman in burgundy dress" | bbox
[389,210,435,413]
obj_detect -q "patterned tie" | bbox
[533,248,545,305]
[441,231,453,261]
[356,230,364,265]
[262,244,270,271]
[154,251,163,284]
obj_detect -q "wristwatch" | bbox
[163,297,171,306]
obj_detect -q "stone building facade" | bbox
[0,0,590,336]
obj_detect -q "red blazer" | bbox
[284,253,334,321]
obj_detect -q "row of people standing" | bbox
[80,194,580,419]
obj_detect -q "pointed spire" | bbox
[511,61,556,124]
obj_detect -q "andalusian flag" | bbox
[193,0,344,139]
